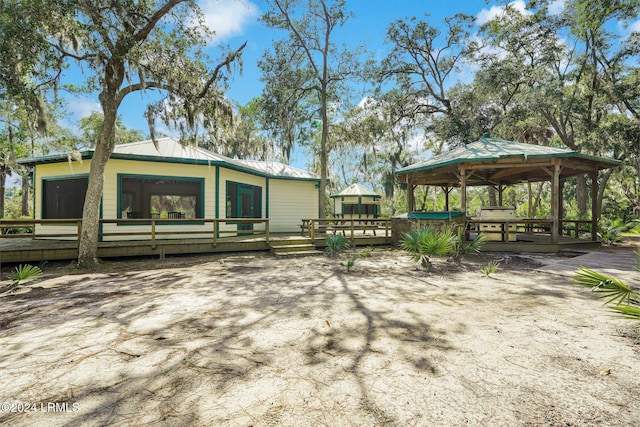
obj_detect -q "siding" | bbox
[268,179,318,232]
[34,158,317,239]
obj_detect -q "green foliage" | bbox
[10,264,43,289]
[451,227,486,259]
[480,260,500,277]
[325,234,349,257]
[400,226,455,269]
[598,222,624,244]
[340,253,360,272]
[573,251,640,320]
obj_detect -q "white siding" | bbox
[268,179,318,232]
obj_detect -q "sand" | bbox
[0,248,638,426]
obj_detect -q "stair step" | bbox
[270,239,313,247]
[271,244,316,253]
[273,250,323,257]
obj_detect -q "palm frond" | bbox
[609,304,640,320]
[573,266,639,306]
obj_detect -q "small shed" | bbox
[330,183,381,219]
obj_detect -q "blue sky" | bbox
[65,1,539,134]
[63,0,638,156]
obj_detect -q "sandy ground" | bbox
[0,248,639,426]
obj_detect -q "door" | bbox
[237,186,254,234]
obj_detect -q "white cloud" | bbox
[629,19,640,33]
[548,0,565,15]
[68,96,101,118]
[476,0,530,26]
[199,0,259,43]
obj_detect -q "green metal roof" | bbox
[396,136,621,176]
[330,183,380,198]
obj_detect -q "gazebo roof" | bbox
[396,135,620,186]
[330,183,380,198]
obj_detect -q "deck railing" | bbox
[0,218,270,249]
[300,218,392,245]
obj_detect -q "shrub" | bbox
[325,234,349,257]
[400,226,454,270]
[480,260,500,277]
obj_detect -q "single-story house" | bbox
[19,137,320,239]
[330,183,381,219]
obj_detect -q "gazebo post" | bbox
[527,181,533,218]
[551,161,561,243]
[459,166,467,214]
[498,184,503,206]
[558,179,565,237]
[591,171,599,241]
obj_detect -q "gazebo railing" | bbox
[466,218,595,242]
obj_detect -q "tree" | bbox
[380,13,477,146]
[2,1,246,266]
[261,0,357,218]
[78,112,145,148]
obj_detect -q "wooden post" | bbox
[558,179,565,237]
[498,184,503,206]
[77,220,82,249]
[151,219,156,249]
[265,219,270,244]
[310,219,315,243]
[350,218,355,246]
[527,181,533,218]
[591,171,598,241]
[460,166,467,215]
[551,161,561,243]
[213,220,218,246]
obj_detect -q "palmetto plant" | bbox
[573,250,640,320]
[10,264,43,290]
[325,234,349,257]
[451,227,486,259]
[400,226,455,269]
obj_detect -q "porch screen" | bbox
[42,177,88,219]
[119,176,203,219]
[226,182,262,218]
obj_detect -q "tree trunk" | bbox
[0,165,6,219]
[21,172,30,216]
[596,169,614,219]
[576,175,587,217]
[487,186,497,206]
[77,93,119,267]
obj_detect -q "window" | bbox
[118,175,203,219]
[43,177,88,219]
[226,182,262,218]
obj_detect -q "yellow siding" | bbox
[34,158,317,239]
[268,179,318,232]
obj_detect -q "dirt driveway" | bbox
[1,249,639,426]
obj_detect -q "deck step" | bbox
[271,243,316,253]
[269,238,313,247]
[272,250,323,257]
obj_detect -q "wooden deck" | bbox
[0,232,393,264]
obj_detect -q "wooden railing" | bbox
[466,218,595,242]
[0,218,270,249]
[300,218,392,244]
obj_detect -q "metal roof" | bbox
[19,137,320,181]
[396,135,620,176]
[330,183,380,198]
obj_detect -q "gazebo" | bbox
[330,183,381,219]
[395,134,620,246]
